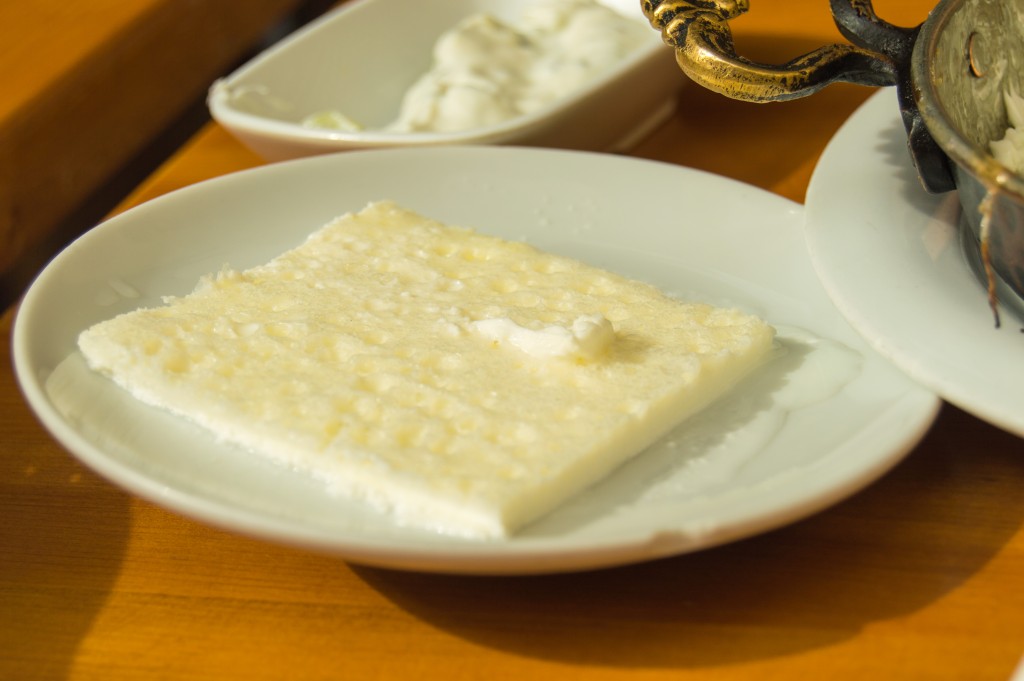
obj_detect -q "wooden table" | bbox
[0,0,328,307]
[3,1,1023,679]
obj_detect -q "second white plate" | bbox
[14,147,939,574]
[805,89,1024,438]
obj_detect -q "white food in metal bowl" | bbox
[990,89,1024,174]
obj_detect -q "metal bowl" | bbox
[643,0,1024,325]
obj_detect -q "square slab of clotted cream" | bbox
[78,201,775,539]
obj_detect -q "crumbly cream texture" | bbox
[303,0,651,134]
[78,201,775,539]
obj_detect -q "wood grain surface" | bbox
[3,1,1023,679]
[0,0,317,304]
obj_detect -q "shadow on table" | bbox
[355,405,1024,669]
[0,406,131,680]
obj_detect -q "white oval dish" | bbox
[13,147,939,574]
[207,0,684,161]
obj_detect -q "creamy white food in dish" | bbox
[990,88,1024,174]
[78,201,775,539]
[302,0,651,134]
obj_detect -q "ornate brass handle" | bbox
[641,0,914,102]
[642,0,956,193]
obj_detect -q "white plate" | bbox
[805,88,1024,438]
[13,147,938,574]
[207,0,683,161]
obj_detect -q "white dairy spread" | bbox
[991,88,1024,174]
[302,0,650,133]
[77,201,775,539]
[470,314,614,360]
